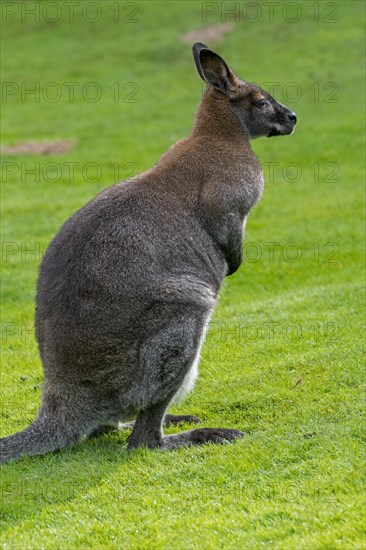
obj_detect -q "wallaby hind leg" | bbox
[128,312,203,449]
[127,311,244,450]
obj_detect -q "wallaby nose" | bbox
[288,112,297,124]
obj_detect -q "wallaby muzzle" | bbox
[267,101,297,137]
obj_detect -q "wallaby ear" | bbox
[192,43,236,97]
[192,42,209,82]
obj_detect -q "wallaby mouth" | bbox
[267,128,281,137]
[267,124,296,138]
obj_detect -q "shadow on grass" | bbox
[0,429,142,526]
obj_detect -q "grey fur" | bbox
[0,43,296,462]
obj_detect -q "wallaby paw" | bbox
[164,414,201,427]
[188,427,244,445]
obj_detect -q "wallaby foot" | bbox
[127,402,243,450]
[164,414,201,427]
[128,424,244,451]
[161,428,244,450]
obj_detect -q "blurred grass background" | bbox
[1,1,365,548]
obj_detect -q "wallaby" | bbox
[0,43,296,462]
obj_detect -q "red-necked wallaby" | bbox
[0,43,296,462]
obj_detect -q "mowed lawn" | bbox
[1,1,364,548]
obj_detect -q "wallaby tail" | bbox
[0,403,87,463]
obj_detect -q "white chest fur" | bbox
[172,313,212,403]
[243,215,248,232]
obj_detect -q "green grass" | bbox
[1,1,365,548]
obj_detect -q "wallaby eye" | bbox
[256,99,268,108]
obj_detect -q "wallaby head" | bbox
[192,42,296,139]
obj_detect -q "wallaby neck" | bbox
[191,86,250,143]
